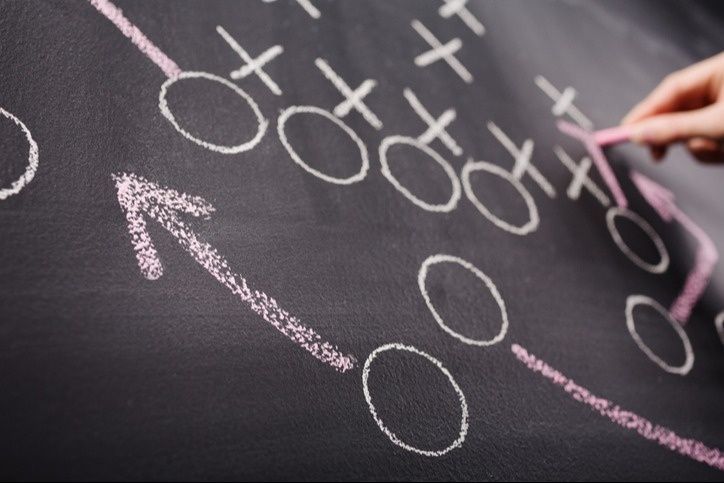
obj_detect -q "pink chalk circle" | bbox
[362,343,469,457]
[606,206,669,274]
[158,71,268,154]
[625,295,694,375]
[0,108,39,201]
[277,105,369,185]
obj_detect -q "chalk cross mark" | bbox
[217,26,284,96]
[439,0,485,36]
[112,172,355,372]
[411,20,473,84]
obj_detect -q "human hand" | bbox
[622,52,724,163]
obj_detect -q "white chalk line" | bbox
[0,108,39,201]
[461,159,539,236]
[112,172,355,372]
[534,75,593,130]
[404,88,462,156]
[158,71,268,154]
[315,58,383,130]
[217,25,284,96]
[411,19,473,84]
[362,343,469,457]
[625,295,694,375]
[439,0,485,36]
[487,121,556,198]
[277,105,369,184]
[553,146,610,207]
[715,311,724,346]
[418,254,508,346]
[262,0,320,19]
[379,136,461,213]
[606,206,669,274]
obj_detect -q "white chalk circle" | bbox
[0,108,39,201]
[379,136,461,213]
[159,71,268,154]
[362,343,469,457]
[418,254,508,346]
[461,160,539,235]
[277,105,369,185]
[606,206,669,274]
[715,311,724,346]
[625,295,694,375]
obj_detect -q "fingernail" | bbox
[630,125,652,144]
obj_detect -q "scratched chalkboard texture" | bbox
[0,0,723,480]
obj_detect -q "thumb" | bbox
[629,104,724,145]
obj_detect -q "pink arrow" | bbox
[631,171,719,323]
[557,120,629,208]
[112,172,356,373]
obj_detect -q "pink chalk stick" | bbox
[594,126,632,147]
[511,343,724,472]
[89,0,182,79]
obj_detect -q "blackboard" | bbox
[1,0,723,480]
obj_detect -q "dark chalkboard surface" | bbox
[1,0,723,480]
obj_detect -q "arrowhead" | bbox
[112,172,215,280]
[630,171,676,221]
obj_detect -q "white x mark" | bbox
[404,88,463,156]
[487,122,557,198]
[217,26,284,96]
[262,0,320,19]
[439,0,485,36]
[534,75,593,130]
[411,19,473,84]
[553,146,610,207]
[314,58,382,130]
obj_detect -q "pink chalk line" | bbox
[557,120,628,208]
[112,172,356,373]
[631,171,719,323]
[511,343,724,472]
[89,0,182,79]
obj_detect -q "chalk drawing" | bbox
[512,343,722,471]
[411,20,473,84]
[625,295,694,375]
[216,26,284,96]
[606,207,669,274]
[112,172,355,372]
[315,58,383,130]
[557,120,627,208]
[0,108,39,201]
[159,71,268,154]
[631,171,719,323]
[403,88,462,156]
[438,0,485,36]
[379,136,461,213]
[487,121,556,198]
[534,75,592,130]
[461,159,539,236]
[277,106,369,184]
[418,254,508,346]
[262,0,320,19]
[89,0,182,79]
[715,312,724,346]
[553,146,610,207]
[362,343,469,457]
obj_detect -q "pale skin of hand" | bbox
[622,51,724,163]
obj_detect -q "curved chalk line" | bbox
[0,108,39,201]
[362,343,469,457]
[277,106,369,185]
[461,160,539,236]
[379,136,461,213]
[159,71,268,154]
[418,254,508,346]
[606,207,669,274]
[625,295,694,376]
